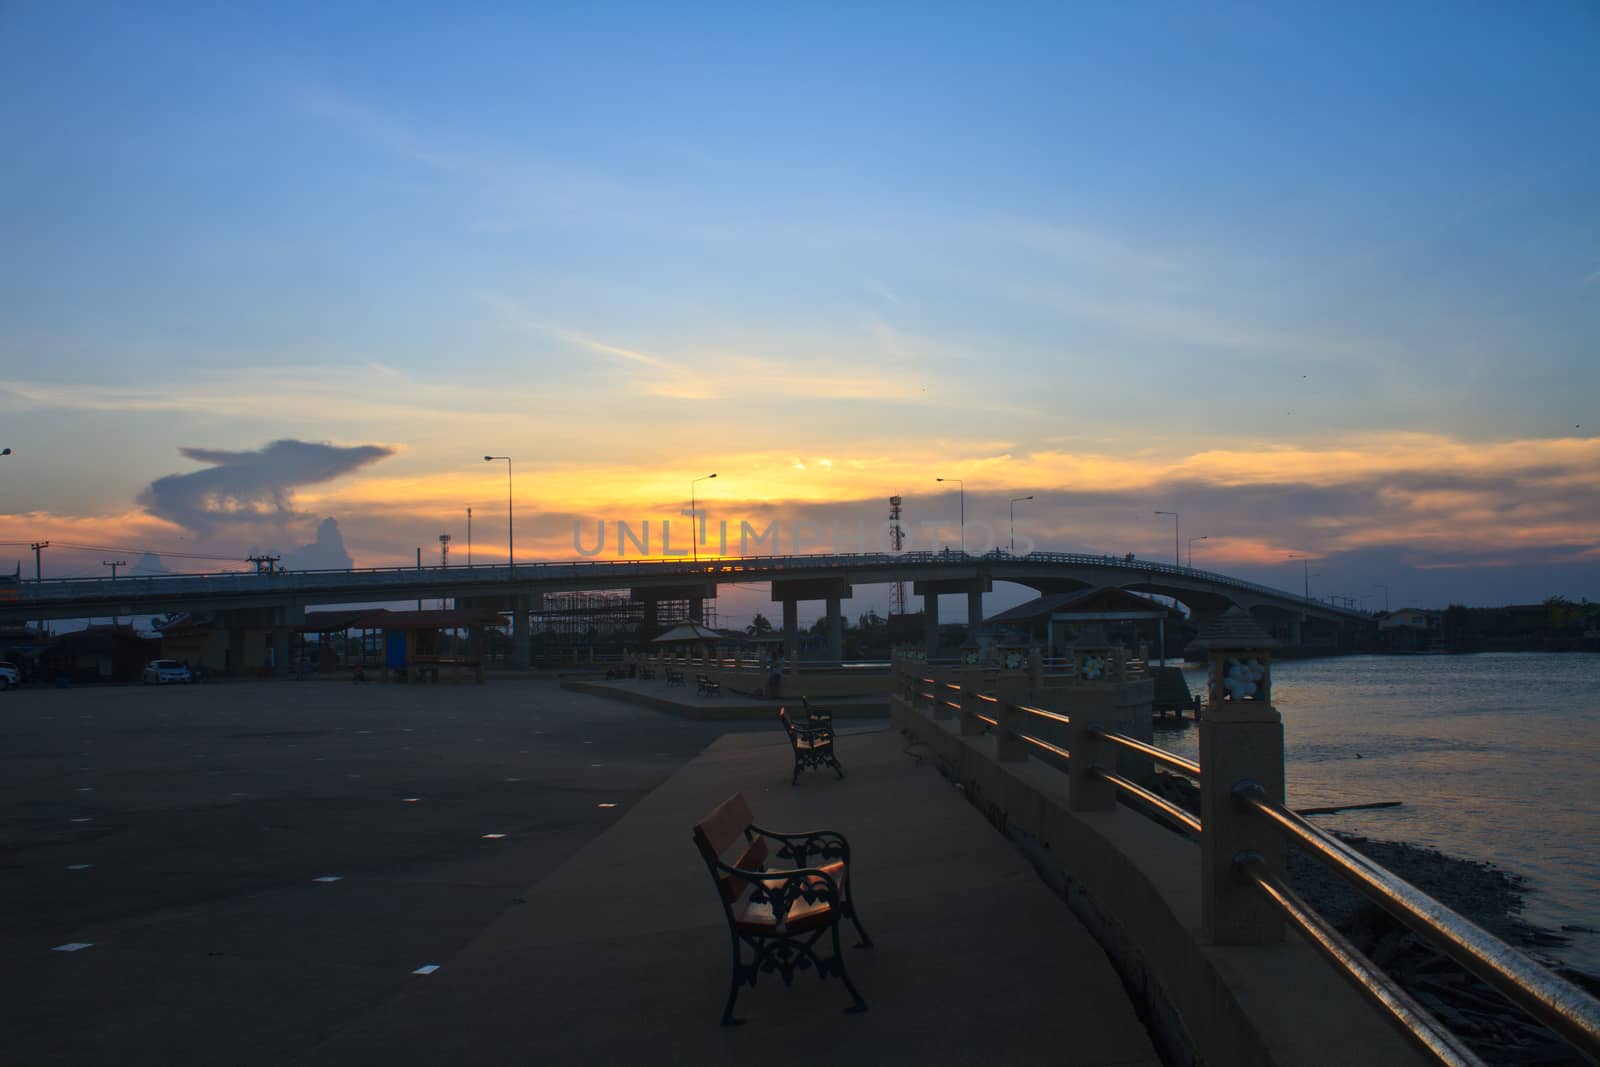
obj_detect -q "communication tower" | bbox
[439,533,452,567]
[889,495,907,617]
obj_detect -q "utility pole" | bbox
[103,560,127,626]
[439,534,452,610]
[467,507,473,566]
[30,541,48,635]
[248,554,280,575]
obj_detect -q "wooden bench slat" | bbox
[693,793,754,858]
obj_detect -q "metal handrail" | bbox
[1015,703,1072,727]
[1016,733,1071,760]
[1236,784,1600,1058]
[974,712,999,728]
[1093,729,1202,778]
[1094,768,1202,834]
[1236,852,1484,1067]
[905,679,1598,1060]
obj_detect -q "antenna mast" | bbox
[889,495,906,617]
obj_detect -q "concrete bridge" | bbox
[1,550,1366,664]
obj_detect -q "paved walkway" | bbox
[294,726,1159,1065]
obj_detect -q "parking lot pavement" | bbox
[1,680,817,1066]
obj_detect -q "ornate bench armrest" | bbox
[717,862,843,927]
[747,825,851,866]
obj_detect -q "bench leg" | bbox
[845,896,873,948]
[721,935,747,1027]
[828,921,869,1014]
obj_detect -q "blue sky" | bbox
[2,2,1597,616]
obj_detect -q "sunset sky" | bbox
[2,3,1597,624]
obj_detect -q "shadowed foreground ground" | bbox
[2,680,1156,1065]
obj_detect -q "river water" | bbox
[1152,652,1600,973]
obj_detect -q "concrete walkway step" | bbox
[294,728,1159,1065]
[563,676,888,720]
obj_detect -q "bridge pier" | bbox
[270,626,290,676]
[771,578,852,665]
[512,596,532,669]
[824,596,843,661]
[914,577,991,657]
[781,598,799,664]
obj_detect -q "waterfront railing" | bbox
[896,659,1600,1065]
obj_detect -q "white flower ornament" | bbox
[1223,658,1263,700]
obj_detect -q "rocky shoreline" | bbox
[1152,771,1596,1064]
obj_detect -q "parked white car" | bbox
[142,659,192,685]
[0,661,19,690]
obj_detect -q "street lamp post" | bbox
[690,473,717,562]
[1187,535,1208,568]
[484,456,513,567]
[1009,495,1033,553]
[937,478,965,555]
[1154,510,1180,567]
[1287,554,1317,600]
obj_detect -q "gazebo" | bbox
[985,586,1184,663]
[651,622,725,662]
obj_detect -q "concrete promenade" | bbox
[5,680,1158,1065]
[295,724,1158,1065]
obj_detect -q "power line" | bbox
[5,540,245,563]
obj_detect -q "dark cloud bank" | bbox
[139,439,393,571]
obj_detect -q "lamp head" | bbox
[484,455,493,462]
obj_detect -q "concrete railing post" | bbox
[1065,689,1116,811]
[958,668,985,736]
[996,699,1029,762]
[932,667,954,721]
[1200,701,1286,944]
[1029,648,1044,691]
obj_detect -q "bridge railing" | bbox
[893,658,1600,1064]
[9,549,1364,617]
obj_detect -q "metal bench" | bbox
[779,707,843,785]
[696,673,721,697]
[800,695,832,729]
[691,792,871,1026]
